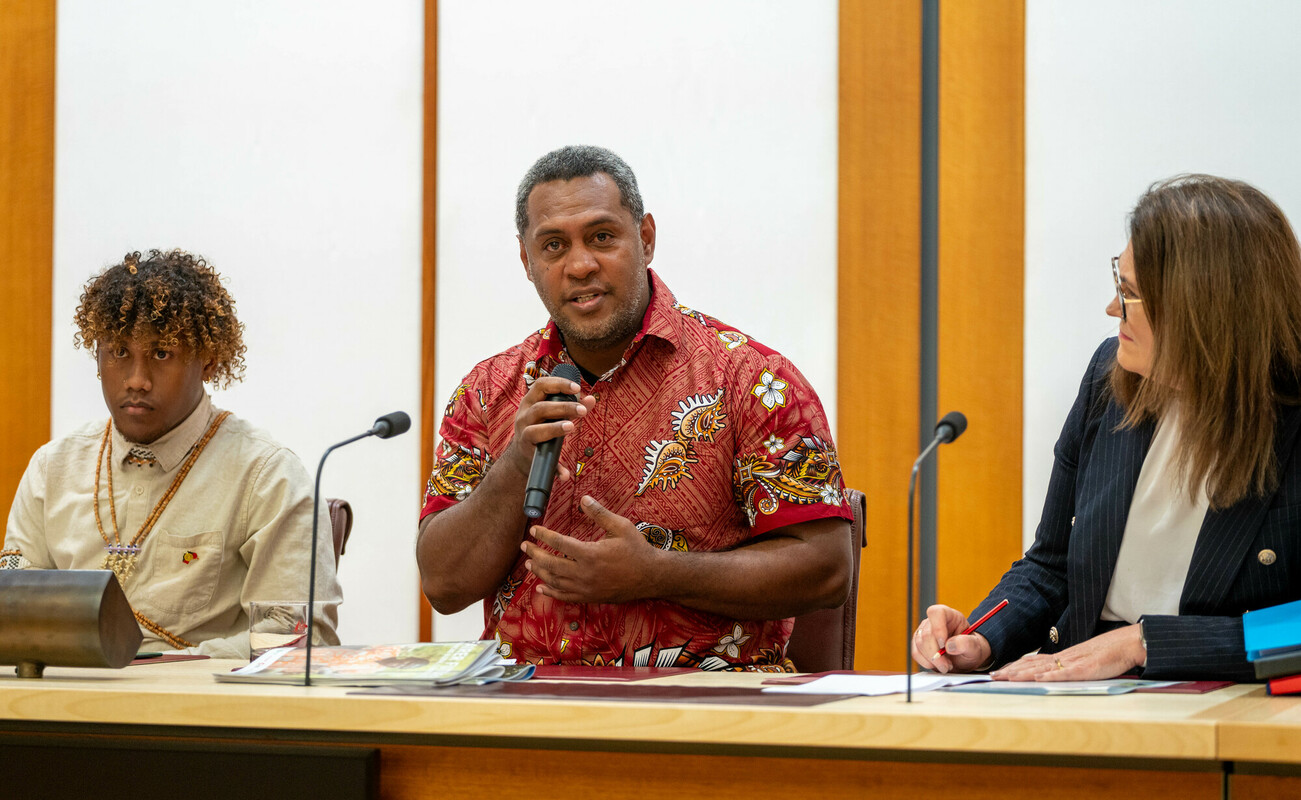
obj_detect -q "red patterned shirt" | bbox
[422,270,850,670]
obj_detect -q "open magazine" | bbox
[215,641,534,686]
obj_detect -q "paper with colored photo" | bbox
[215,641,506,686]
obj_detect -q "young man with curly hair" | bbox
[1,250,342,658]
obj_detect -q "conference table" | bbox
[1,659,1299,799]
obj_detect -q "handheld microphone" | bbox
[905,410,967,702]
[522,363,583,520]
[303,410,410,686]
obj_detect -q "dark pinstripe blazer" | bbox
[971,338,1301,681]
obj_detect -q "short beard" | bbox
[533,267,650,358]
[554,301,644,354]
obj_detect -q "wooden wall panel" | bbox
[419,0,437,640]
[382,744,1221,800]
[839,0,922,670]
[1230,774,1301,800]
[0,0,55,544]
[936,1,1026,615]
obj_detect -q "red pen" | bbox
[933,598,1009,659]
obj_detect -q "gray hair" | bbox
[515,145,645,237]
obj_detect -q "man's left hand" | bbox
[990,623,1145,682]
[522,495,662,604]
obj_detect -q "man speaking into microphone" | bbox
[416,146,851,671]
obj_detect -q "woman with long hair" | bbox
[913,175,1301,681]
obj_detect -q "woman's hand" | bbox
[911,604,993,674]
[991,624,1145,682]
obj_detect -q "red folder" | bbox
[1267,673,1301,695]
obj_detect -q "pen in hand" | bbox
[933,598,1009,659]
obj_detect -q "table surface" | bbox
[3,660,1297,766]
[1215,684,1301,764]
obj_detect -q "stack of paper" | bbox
[215,641,533,687]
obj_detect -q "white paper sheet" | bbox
[761,673,993,696]
[941,679,1179,695]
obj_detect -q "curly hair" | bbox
[74,249,247,389]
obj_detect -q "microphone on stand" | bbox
[522,363,583,520]
[303,411,410,687]
[906,410,967,702]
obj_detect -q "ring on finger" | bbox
[1054,657,1063,670]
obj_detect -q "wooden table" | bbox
[1214,686,1301,800]
[1,660,1297,799]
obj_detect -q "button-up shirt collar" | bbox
[536,269,681,381]
[111,394,214,472]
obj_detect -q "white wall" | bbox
[434,1,839,640]
[61,0,1289,641]
[1024,0,1301,546]
[54,0,425,645]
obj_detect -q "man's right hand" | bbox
[503,375,596,479]
[911,603,992,674]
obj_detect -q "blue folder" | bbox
[1243,598,1301,661]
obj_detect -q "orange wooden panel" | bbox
[419,0,437,640]
[1230,773,1301,800]
[936,0,1026,616]
[0,0,55,545]
[381,744,1220,800]
[839,0,923,670]
[0,731,1226,800]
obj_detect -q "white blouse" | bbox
[1101,407,1210,623]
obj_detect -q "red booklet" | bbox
[130,653,209,666]
[532,664,696,682]
[1267,673,1301,695]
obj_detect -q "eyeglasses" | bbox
[1111,256,1143,322]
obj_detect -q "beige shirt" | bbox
[2,395,342,659]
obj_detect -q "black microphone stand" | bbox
[303,412,409,687]
[906,412,966,702]
[906,438,943,702]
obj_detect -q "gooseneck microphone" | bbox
[370,411,412,440]
[932,410,967,445]
[303,410,410,686]
[522,363,583,520]
[906,410,968,702]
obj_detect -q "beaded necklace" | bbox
[93,410,231,587]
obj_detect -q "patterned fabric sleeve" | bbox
[420,366,496,520]
[731,351,852,536]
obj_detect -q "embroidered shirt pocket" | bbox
[135,529,225,616]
